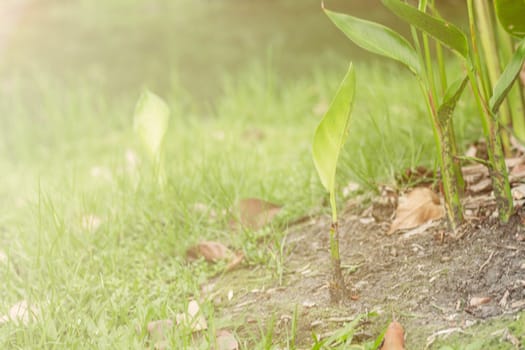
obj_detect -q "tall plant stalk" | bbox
[466,0,513,222]
[474,0,512,155]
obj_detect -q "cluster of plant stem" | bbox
[314,0,525,303]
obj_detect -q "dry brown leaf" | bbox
[234,198,282,230]
[186,241,233,263]
[380,321,405,350]
[0,300,39,325]
[510,162,525,179]
[469,296,491,307]
[215,330,239,350]
[175,300,207,332]
[388,188,444,235]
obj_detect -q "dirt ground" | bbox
[213,191,525,348]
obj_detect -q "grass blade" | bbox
[382,0,469,58]
[324,8,422,75]
[489,38,525,114]
[312,63,356,194]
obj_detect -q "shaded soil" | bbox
[213,198,525,348]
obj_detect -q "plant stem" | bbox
[419,81,463,231]
[467,0,514,223]
[328,191,345,303]
[474,0,511,155]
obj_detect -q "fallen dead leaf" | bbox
[175,300,207,332]
[388,188,444,235]
[512,184,525,200]
[510,162,525,178]
[215,330,239,350]
[233,198,281,230]
[469,296,492,307]
[380,321,405,350]
[0,300,39,325]
[186,241,233,263]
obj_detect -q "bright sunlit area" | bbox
[1,0,525,349]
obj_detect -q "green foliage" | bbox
[324,9,422,75]
[494,0,525,37]
[489,38,525,114]
[382,0,469,58]
[312,63,356,196]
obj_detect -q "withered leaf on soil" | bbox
[388,188,444,235]
[380,321,405,350]
[469,296,492,307]
[186,241,244,271]
[232,198,281,230]
[187,241,233,262]
[215,330,239,350]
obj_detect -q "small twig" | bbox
[478,250,495,273]
[425,327,468,349]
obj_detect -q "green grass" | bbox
[0,59,481,348]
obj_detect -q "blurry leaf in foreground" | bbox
[133,89,170,160]
[233,198,282,230]
[388,188,444,234]
[0,300,39,326]
[380,321,405,350]
[186,241,233,263]
[216,330,239,350]
[175,300,207,332]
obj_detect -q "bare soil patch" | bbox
[213,195,525,348]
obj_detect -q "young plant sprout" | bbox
[312,63,355,303]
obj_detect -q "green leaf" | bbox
[438,75,469,125]
[133,89,170,160]
[489,38,525,114]
[494,0,525,37]
[382,0,469,58]
[324,9,422,75]
[312,63,356,193]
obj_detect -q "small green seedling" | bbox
[312,63,355,303]
[133,89,170,188]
